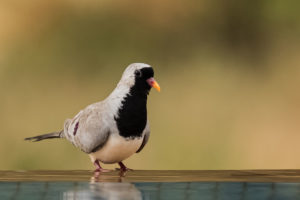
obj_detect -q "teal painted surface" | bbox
[1,182,300,200]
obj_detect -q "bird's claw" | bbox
[115,167,133,172]
[94,168,112,173]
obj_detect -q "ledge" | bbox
[1,170,300,182]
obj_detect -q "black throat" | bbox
[114,68,153,138]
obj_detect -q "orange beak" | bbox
[147,78,161,92]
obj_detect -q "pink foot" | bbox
[94,168,111,172]
[94,160,111,172]
[117,162,133,172]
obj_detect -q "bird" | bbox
[25,63,160,172]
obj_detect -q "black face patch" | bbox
[114,67,154,138]
[136,67,154,80]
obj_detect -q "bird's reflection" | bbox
[63,182,142,200]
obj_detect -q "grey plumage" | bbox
[63,102,114,154]
[25,63,160,171]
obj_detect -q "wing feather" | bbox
[136,121,150,153]
[64,102,110,154]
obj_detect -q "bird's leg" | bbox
[94,160,111,172]
[117,162,133,172]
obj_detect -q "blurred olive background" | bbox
[1,0,300,170]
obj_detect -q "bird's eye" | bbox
[135,70,142,77]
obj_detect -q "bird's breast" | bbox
[89,133,143,164]
[114,95,148,138]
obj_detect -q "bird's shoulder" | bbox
[74,101,110,131]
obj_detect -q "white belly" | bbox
[89,134,143,164]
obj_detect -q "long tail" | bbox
[25,130,64,142]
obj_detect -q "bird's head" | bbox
[120,63,160,93]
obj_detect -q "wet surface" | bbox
[1,170,300,182]
[1,170,300,199]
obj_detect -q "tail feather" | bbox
[25,131,63,142]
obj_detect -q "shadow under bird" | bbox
[25,63,160,172]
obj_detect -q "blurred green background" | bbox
[1,0,300,170]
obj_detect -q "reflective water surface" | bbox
[1,182,300,200]
[1,170,300,200]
